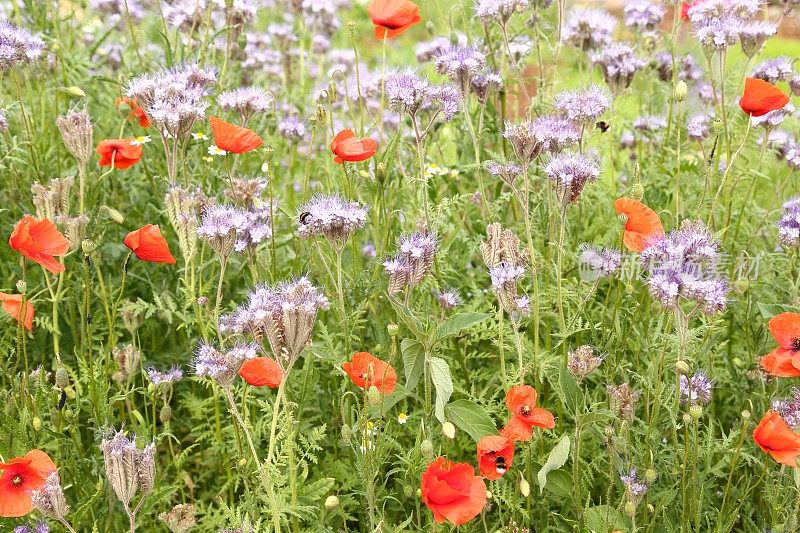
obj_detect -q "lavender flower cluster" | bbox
[590,42,646,93]
[778,196,800,247]
[194,341,259,386]
[0,19,44,71]
[640,222,729,314]
[772,389,800,431]
[384,233,438,294]
[503,116,581,165]
[197,202,274,256]
[384,70,461,122]
[578,244,622,280]
[544,152,600,204]
[563,8,616,50]
[679,370,713,405]
[297,195,368,246]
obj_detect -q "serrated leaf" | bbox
[537,435,571,493]
[429,357,453,424]
[444,399,496,442]
[435,312,491,343]
[298,477,335,502]
[401,338,425,391]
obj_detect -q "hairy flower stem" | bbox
[556,205,567,337]
[511,317,525,380]
[462,103,489,213]
[717,51,732,161]
[717,415,749,528]
[413,118,430,228]
[213,257,228,329]
[520,167,541,364]
[788,484,800,533]
[109,252,132,350]
[707,119,751,227]
[223,387,282,533]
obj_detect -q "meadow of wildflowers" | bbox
[2,0,800,531]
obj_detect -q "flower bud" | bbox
[624,501,637,517]
[60,85,86,98]
[741,410,751,420]
[486,490,493,499]
[32,416,42,431]
[81,239,97,255]
[101,206,124,224]
[519,476,530,497]
[674,80,688,102]
[420,439,435,460]
[644,469,656,483]
[340,424,352,444]
[55,367,69,390]
[682,413,691,424]
[159,405,172,424]
[325,495,340,509]
[403,484,414,497]
[238,458,247,468]
[367,385,381,406]
[689,405,703,420]
[675,360,691,375]
[629,182,645,201]
[387,323,399,337]
[442,421,456,439]
[15,279,26,294]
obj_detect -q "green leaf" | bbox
[758,302,800,319]
[444,399,497,442]
[585,505,627,531]
[401,338,426,391]
[429,357,453,424]
[435,312,491,343]
[537,435,571,494]
[298,477,335,503]
[542,469,573,499]
[551,366,583,415]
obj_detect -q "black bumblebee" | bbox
[299,212,312,224]
[495,455,507,475]
[596,121,610,133]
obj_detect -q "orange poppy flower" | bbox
[753,410,800,467]
[342,352,397,394]
[239,357,283,388]
[115,96,150,128]
[614,198,665,253]
[760,312,800,377]
[96,139,143,169]
[500,384,555,442]
[124,225,176,264]
[739,78,790,117]
[9,216,70,274]
[0,449,56,517]
[330,129,378,164]
[420,457,487,526]
[0,293,33,330]
[476,435,515,481]
[209,116,263,154]
[368,0,421,39]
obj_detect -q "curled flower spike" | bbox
[124,225,177,264]
[614,197,664,253]
[239,357,283,388]
[0,293,33,330]
[476,435,515,480]
[753,410,800,467]
[330,129,378,164]
[96,139,143,169]
[739,78,790,117]
[368,0,421,39]
[209,116,262,154]
[760,313,800,377]
[9,216,70,274]
[500,385,555,441]
[0,450,56,517]
[342,352,397,395]
[420,457,487,526]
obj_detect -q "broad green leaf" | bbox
[401,338,425,391]
[537,435,571,493]
[444,399,496,442]
[551,366,583,415]
[429,357,453,424]
[542,469,572,499]
[585,505,627,531]
[435,312,491,343]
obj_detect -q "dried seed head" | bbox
[31,176,73,219]
[158,503,197,533]
[56,107,93,167]
[31,471,70,520]
[99,429,156,506]
[112,345,141,382]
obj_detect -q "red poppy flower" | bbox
[753,410,800,467]
[368,0,421,39]
[760,313,800,377]
[614,198,665,253]
[9,216,70,274]
[0,293,33,330]
[476,435,515,481]
[239,357,283,388]
[124,224,176,264]
[739,78,790,117]
[96,139,143,169]
[330,129,378,164]
[500,385,555,442]
[342,352,397,394]
[209,116,263,154]
[420,457,487,526]
[0,449,56,517]
[115,96,150,128]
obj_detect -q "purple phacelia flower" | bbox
[146,366,184,387]
[475,0,529,25]
[544,152,600,204]
[193,341,259,386]
[633,115,667,134]
[620,467,649,500]
[503,116,581,165]
[590,42,646,93]
[0,20,44,71]
[277,115,307,142]
[751,103,793,129]
[623,0,665,31]
[751,57,794,84]
[563,8,617,50]
[687,113,712,141]
[739,21,777,58]
[433,44,486,94]
[384,233,438,294]
[217,87,273,123]
[297,195,367,246]
[578,244,622,280]
[554,85,610,125]
[679,370,713,405]
[485,160,524,187]
[778,196,800,247]
[773,389,800,431]
[434,289,460,309]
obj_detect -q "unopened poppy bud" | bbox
[376,162,387,183]
[403,484,414,497]
[689,405,703,419]
[426,21,435,35]
[733,357,744,368]
[486,490,493,499]
[604,425,614,437]
[327,80,338,101]
[325,495,340,509]
[734,278,749,293]
[316,104,327,124]
[102,206,124,224]
[675,80,688,102]
[675,360,691,375]
[644,469,656,483]
[416,488,422,498]
[16,279,26,294]
[682,413,692,424]
[159,405,172,424]
[347,20,356,33]
[519,476,530,497]
[387,323,399,337]
[340,424,352,443]
[81,239,97,255]
[449,32,459,44]
[147,383,155,394]
[442,421,456,439]
[238,458,247,468]
[647,504,655,514]
[624,501,637,517]
[32,416,42,431]
[55,367,69,390]
[65,388,76,400]
[741,410,751,420]
[367,385,381,406]
[712,118,725,135]
[629,182,645,201]
[420,439,434,460]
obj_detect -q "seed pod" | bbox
[55,367,69,390]
[442,422,456,439]
[675,80,688,102]
[32,416,42,431]
[420,439,435,461]
[16,279,27,294]
[675,360,691,375]
[159,405,173,424]
[689,405,703,420]
[325,495,340,510]
[387,324,399,337]
[644,469,656,483]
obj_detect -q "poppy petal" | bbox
[740,78,790,117]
